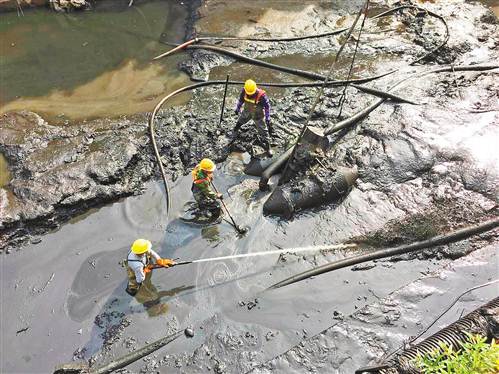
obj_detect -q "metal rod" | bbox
[210,181,244,233]
[219,74,230,127]
[280,0,368,182]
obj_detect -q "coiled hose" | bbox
[157,4,448,68]
[372,5,449,66]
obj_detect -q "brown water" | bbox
[0,153,11,188]
[0,1,191,122]
[209,52,398,102]
[0,1,497,373]
[478,0,499,16]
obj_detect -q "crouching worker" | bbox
[191,158,223,219]
[125,238,175,296]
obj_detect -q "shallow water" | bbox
[0,153,439,372]
[0,153,11,188]
[1,0,498,372]
[0,0,191,121]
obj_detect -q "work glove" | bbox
[157,258,175,267]
[144,265,153,274]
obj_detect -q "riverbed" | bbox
[0,0,498,373]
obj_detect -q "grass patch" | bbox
[414,334,499,374]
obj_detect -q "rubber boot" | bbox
[126,286,139,296]
[263,141,273,157]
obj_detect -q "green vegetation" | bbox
[414,334,499,374]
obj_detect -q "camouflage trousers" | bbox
[235,110,271,152]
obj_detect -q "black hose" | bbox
[149,81,217,213]
[91,331,183,374]
[149,65,498,211]
[190,72,395,87]
[324,64,499,135]
[194,27,349,42]
[177,43,322,80]
[258,146,295,190]
[183,44,342,81]
[158,42,397,84]
[350,84,418,105]
[267,217,499,290]
[325,97,385,135]
[372,5,450,66]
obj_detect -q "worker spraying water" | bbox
[124,239,176,296]
[140,243,357,272]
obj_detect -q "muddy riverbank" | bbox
[0,0,498,373]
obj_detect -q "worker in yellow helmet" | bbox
[234,79,274,157]
[191,158,222,219]
[125,239,175,296]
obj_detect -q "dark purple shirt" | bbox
[235,88,271,122]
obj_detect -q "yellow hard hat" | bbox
[244,79,257,95]
[199,158,216,172]
[131,239,151,254]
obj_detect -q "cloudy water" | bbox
[0,153,11,188]
[0,0,191,122]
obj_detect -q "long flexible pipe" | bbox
[280,0,368,185]
[350,84,418,105]
[149,64,498,211]
[149,81,218,213]
[267,217,499,290]
[259,145,295,190]
[324,64,499,135]
[155,43,397,83]
[91,331,183,374]
[193,27,349,43]
[154,27,350,59]
[372,5,449,66]
[157,4,447,67]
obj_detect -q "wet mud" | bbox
[0,0,498,373]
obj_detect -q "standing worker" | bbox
[191,158,223,220]
[125,239,175,296]
[234,79,275,157]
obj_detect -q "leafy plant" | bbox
[414,334,499,373]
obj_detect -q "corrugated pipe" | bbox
[356,297,499,373]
